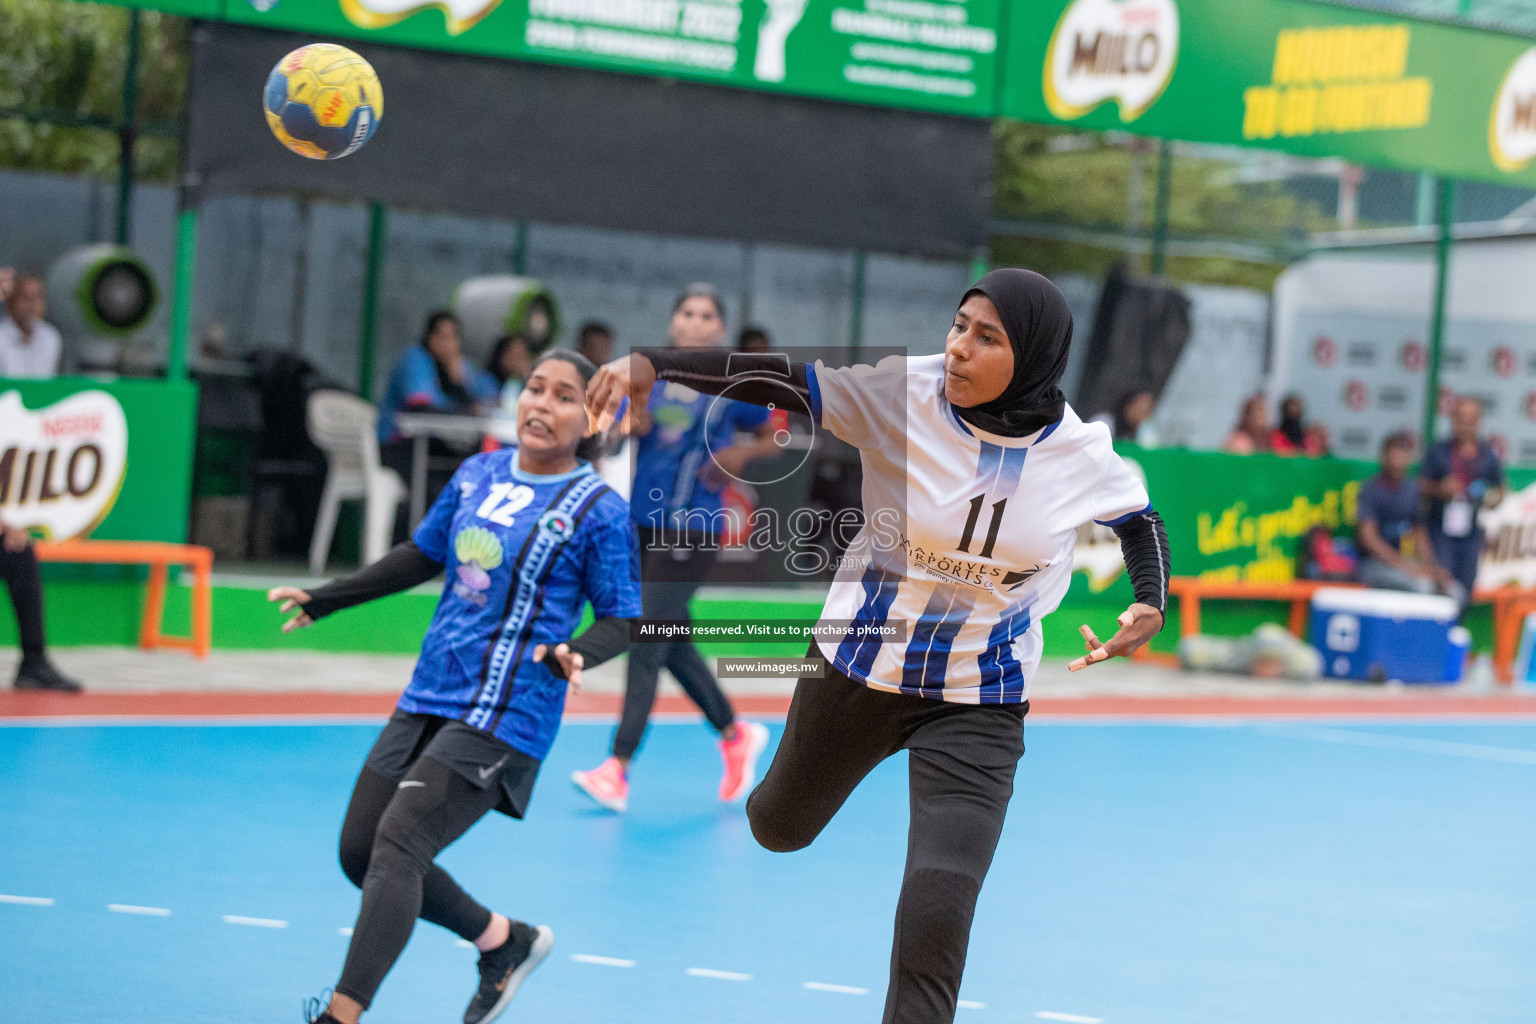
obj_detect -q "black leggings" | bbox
[0,544,46,659]
[746,654,1026,1024]
[613,538,735,760]
[334,757,502,1008]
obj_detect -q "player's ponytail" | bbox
[530,349,610,463]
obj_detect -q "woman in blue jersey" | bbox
[270,350,642,1024]
[572,283,777,812]
[587,269,1172,1024]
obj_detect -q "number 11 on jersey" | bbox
[958,494,1007,559]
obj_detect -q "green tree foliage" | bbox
[0,0,187,180]
[991,119,1335,290]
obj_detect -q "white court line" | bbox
[0,894,54,906]
[338,927,353,936]
[222,915,288,928]
[572,954,637,967]
[686,967,753,981]
[803,982,868,995]
[1262,725,1536,764]
[1037,1012,1102,1023]
[958,1000,986,1009]
[108,904,171,916]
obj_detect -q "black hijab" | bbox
[952,269,1072,438]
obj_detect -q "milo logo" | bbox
[1044,0,1180,123]
[1491,47,1536,173]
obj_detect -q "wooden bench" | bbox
[1130,578,1361,665]
[35,540,213,659]
[1134,575,1536,685]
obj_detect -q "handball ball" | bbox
[264,44,382,160]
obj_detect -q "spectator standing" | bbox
[1223,394,1272,454]
[0,273,63,379]
[576,321,614,368]
[0,269,81,691]
[1356,432,1462,603]
[1421,396,1504,600]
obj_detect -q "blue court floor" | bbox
[2,718,1534,1024]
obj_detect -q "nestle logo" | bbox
[42,413,103,438]
[1346,344,1377,366]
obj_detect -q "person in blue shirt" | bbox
[1420,395,1505,602]
[377,311,502,513]
[572,284,776,813]
[270,350,641,1024]
[1356,431,1462,603]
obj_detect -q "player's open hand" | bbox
[587,353,656,434]
[534,642,584,693]
[1068,603,1164,671]
[268,586,314,633]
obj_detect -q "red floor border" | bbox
[4,690,1536,720]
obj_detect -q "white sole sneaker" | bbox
[721,721,770,803]
[478,925,553,1024]
[571,769,628,812]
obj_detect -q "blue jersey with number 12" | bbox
[404,449,642,760]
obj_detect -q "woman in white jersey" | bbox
[587,269,1171,1024]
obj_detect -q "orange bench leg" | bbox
[140,562,168,651]
[1288,597,1310,638]
[1181,592,1201,637]
[192,555,212,659]
[1494,602,1522,685]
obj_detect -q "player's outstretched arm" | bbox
[267,541,444,632]
[1068,604,1165,671]
[588,353,657,433]
[1069,509,1170,670]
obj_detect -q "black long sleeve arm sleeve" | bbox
[300,541,444,620]
[1110,510,1171,620]
[642,348,813,414]
[539,616,635,680]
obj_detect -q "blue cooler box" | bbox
[1310,588,1465,684]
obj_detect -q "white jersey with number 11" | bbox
[807,354,1152,704]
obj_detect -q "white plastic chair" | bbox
[306,390,406,574]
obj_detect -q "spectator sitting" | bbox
[577,320,614,367]
[1223,394,1272,454]
[377,311,499,518]
[377,310,498,446]
[1421,395,1504,602]
[0,272,62,379]
[1355,431,1464,604]
[737,325,771,353]
[1271,395,1327,457]
[486,333,532,415]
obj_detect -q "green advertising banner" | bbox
[0,378,196,544]
[221,0,1001,115]
[110,0,224,16]
[1121,445,1373,582]
[1002,0,1536,188]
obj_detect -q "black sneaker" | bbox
[302,990,346,1024]
[463,921,553,1024]
[14,656,82,693]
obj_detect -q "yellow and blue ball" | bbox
[264,44,383,160]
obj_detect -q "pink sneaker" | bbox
[718,722,769,803]
[571,757,629,812]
